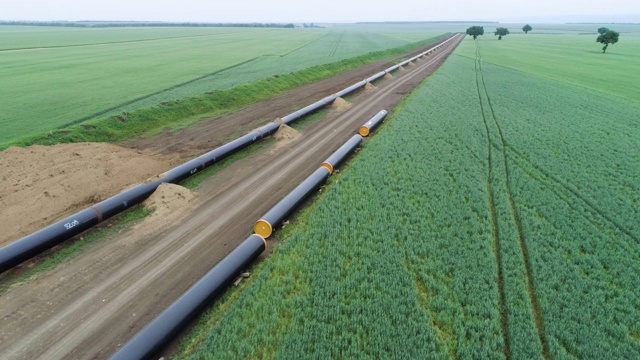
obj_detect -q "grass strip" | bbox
[1,34,448,151]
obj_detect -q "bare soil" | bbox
[0,34,463,360]
[0,143,169,247]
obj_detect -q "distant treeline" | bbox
[0,21,296,28]
[356,21,499,24]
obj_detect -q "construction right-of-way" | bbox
[0,33,464,360]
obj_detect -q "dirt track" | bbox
[0,34,463,360]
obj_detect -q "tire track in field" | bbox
[475,40,550,360]
[328,31,345,57]
[473,39,511,360]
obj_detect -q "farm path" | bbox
[0,34,463,360]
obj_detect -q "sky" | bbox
[1,0,639,23]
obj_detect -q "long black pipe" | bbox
[321,134,362,174]
[109,234,266,360]
[0,123,280,273]
[281,95,337,125]
[0,180,161,273]
[161,122,280,184]
[335,80,367,98]
[366,71,387,83]
[254,166,330,238]
[359,110,388,137]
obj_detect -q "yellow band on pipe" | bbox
[321,162,334,174]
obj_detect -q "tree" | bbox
[596,30,619,53]
[523,24,532,34]
[494,27,509,40]
[466,26,484,40]
[598,27,609,35]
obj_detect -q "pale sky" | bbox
[1,0,639,23]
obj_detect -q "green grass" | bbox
[175,33,640,359]
[455,32,640,100]
[0,206,152,295]
[1,33,447,150]
[0,24,453,144]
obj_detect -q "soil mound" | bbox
[273,122,300,141]
[331,97,350,111]
[399,66,406,72]
[364,82,376,91]
[142,183,193,218]
[384,73,393,79]
[0,143,169,246]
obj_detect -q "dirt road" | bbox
[0,34,463,360]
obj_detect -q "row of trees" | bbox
[465,25,621,53]
[465,25,513,40]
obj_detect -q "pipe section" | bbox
[255,167,330,238]
[366,71,387,84]
[0,208,100,273]
[321,135,362,174]
[197,122,280,168]
[335,80,367,98]
[109,234,266,360]
[281,95,337,125]
[359,110,388,137]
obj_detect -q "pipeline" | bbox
[335,80,368,98]
[280,94,337,125]
[366,71,387,84]
[254,167,330,239]
[161,122,280,184]
[109,234,267,360]
[321,134,362,174]
[255,121,375,239]
[383,34,456,74]
[359,110,388,137]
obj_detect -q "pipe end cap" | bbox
[359,126,370,137]
[254,220,273,239]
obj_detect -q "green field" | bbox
[1,24,453,144]
[176,30,640,359]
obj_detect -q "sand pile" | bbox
[331,97,350,111]
[142,183,193,218]
[0,143,169,246]
[399,66,406,72]
[384,73,393,79]
[364,82,376,91]
[273,122,300,141]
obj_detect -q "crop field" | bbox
[177,31,640,359]
[0,24,448,144]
